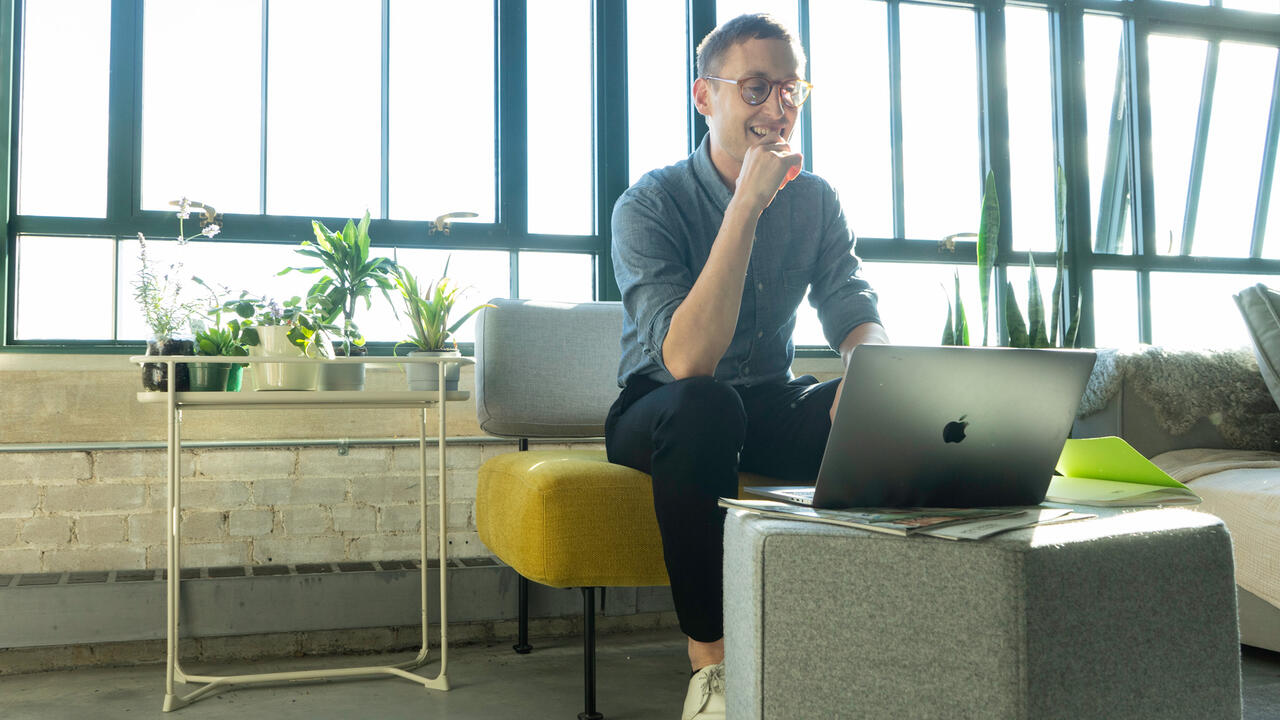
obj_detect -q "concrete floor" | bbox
[2,630,1279,719]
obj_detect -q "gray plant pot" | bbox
[406,350,460,392]
[318,362,366,391]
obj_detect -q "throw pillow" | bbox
[1235,283,1280,412]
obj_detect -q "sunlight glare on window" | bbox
[810,0,893,239]
[16,0,110,218]
[1147,34,1208,256]
[518,253,595,302]
[389,0,495,223]
[15,236,114,340]
[1149,272,1273,348]
[1193,41,1276,259]
[388,250,510,344]
[1223,0,1280,12]
[1091,270,1139,348]
[141,1,262,214]
[266,0,380,218]
[527,0,594,236]
[859,262,982,347]
[627,0,690,183]
[715,0,799,35]
[1004,6,1056,252]
[899,3,981,241]
[116,239,315,342]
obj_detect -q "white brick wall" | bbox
[0,441,603,573]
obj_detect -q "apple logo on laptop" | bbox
[943,415,968,444]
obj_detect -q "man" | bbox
[606,13,888,720]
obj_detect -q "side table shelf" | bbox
[129,355,473,711]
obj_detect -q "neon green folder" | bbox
[1048,436,1201,507]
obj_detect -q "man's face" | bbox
[694,37,803,181]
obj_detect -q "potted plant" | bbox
[224,293,325,390]
[133,199,223,391]
[940,168,1081,349]
[188,278,249,391]
[281,210,398,391]
[393,260,493,392]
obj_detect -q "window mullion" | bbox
[1127,16,1156,344]
[259,0,269,215]
[497,0,527,240]
[687,0,716,153]
[1250,54,1280,260]
[1179,40,1217,257]
[887,0,905,240]
[1,0,15,345]
[1051,5,1096,348]
[380,0,389,220]
[107,0,140,222]
[595,0,627,301]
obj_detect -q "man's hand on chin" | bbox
[735,136,803,211]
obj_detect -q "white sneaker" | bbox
[681,662,726,720]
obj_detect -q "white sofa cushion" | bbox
[1155,447,1280,610]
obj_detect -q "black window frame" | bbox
[4,0,1280,355]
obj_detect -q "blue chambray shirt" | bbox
[611,136,881,388]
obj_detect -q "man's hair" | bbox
[695,13,806,79]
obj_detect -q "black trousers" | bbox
[604,373,839,642]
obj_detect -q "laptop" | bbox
[747,344,1097,509]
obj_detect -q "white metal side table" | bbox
[129,354,473,712]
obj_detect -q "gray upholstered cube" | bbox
[723,509,1242,719]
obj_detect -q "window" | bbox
[389,0,496,223]
[809,0,893,239]
[526,0,594,235]
[898,3,980,241]
[16,0,110,218]
[15,236,114,340]
[1148,34,1209,256]
[1084,13,1133,256]
[5,0,1280,353]
[1091,270,1140,348]
[1148,272,1273,347]
[141,0,262,214]
[627,0,690,183]
[1004,5,1056,252]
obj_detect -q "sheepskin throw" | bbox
[1080,346,1280,451]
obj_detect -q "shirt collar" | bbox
[691,135,734,212]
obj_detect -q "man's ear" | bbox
[692,77,712,118]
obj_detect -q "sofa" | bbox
[1072,303,1280,653]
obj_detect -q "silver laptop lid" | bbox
[813,344,1096,509]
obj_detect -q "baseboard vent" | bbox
[0,560,672,651]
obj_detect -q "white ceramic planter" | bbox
[251,326,317,391]
[406,350,461,392]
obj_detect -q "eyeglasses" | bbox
[703,75,813,109]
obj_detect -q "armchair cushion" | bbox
[476,449,669,588]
